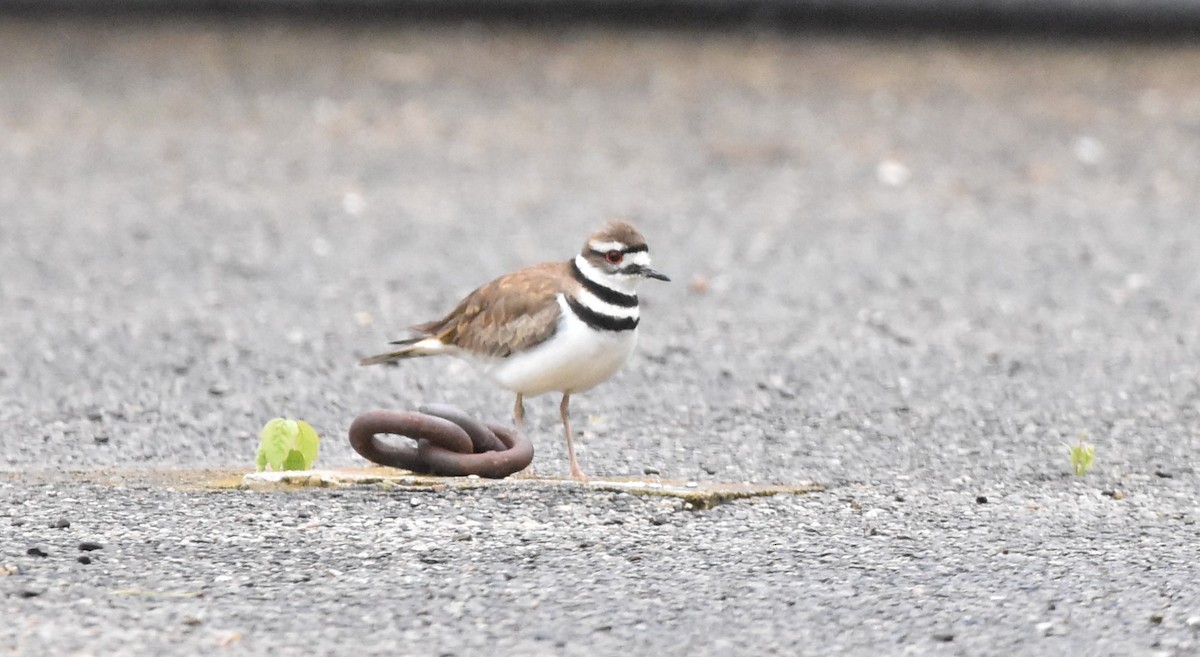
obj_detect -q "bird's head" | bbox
[577,220,670,292]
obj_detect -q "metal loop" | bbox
[348,406,534,479]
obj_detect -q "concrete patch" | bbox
[241,467,824,509]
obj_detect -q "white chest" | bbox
[480,295,638,396]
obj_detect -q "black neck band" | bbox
[565,297,639,332]
[571,259,639,308]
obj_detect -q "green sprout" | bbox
[1068,433,1095,477]
[255,419,320,472]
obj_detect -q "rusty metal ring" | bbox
[348,405,533,479]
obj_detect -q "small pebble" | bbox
[1150,613,1164,625]
[77,555,92,565]
[18,590,41,598]
[932,632,954,642]
[650,515,668,526]
[26,547,48,558]
[78,541,103,552]
[1072,135,1105,165]
[50,518,70,529]
[877,159,912,187]
[93,434,110,445]
[10,518,25,526]
[1155,470,1174,479]
[643,466,661,476]
[976,495,988,504]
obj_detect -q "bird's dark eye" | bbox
[605,250,624,264]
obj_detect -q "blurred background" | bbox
[4,0,1200,32]
[1,1,1198,484]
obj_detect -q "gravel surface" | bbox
[4,475,1199,656]
[2,16,1199,656]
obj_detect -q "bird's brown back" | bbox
[412,261,571,358]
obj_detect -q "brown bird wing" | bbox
[412,262,567,358]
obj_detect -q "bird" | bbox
[359,220,670,480]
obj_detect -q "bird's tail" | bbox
[358,336,449,366]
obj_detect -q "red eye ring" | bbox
[605,250,624,264]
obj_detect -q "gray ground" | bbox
[2,16,1200,657]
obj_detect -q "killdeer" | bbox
[359,221,669,480]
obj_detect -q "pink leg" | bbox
[560,393,586,480]
[513,394,535,478]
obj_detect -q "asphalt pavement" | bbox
[2,15,1200,657]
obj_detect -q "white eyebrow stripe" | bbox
[623,252,650,267]
[588,240,627,253]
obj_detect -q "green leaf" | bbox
[294,421,320,469]
[259,419,298,471]
[282,449,307,471]
[255,447,268,472]
[1068,441,1096,477]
